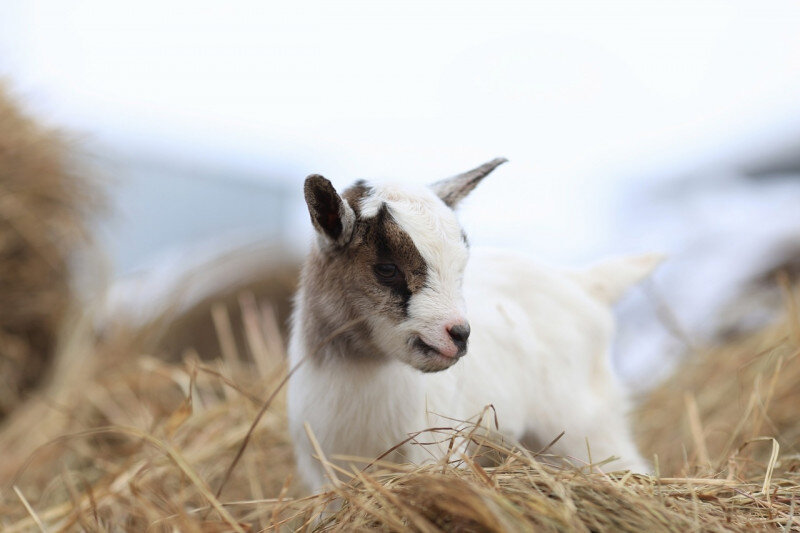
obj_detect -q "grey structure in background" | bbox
[95,148,295,276]
[611,140,800,390]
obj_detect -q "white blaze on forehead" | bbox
[360,182,469,297]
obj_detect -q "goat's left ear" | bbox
[304,174,356,248]
[431,157,507,208]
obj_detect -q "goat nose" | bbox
[447,323,471,352]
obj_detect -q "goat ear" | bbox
[431,157,507,208]
[304,175,356,248]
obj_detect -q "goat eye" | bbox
[373,263,398,279]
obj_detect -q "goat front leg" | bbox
[547,419,650,474]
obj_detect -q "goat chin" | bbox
[288,246,656,493]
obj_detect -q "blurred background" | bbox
[2,0,800,390]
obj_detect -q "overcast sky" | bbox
[2,0,800,263]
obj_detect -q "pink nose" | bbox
[446,322,470,354]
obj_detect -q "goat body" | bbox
[288,159,656,492]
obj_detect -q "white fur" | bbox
[361,183,470,357]
[289,182,653,493]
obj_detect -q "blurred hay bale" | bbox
[0,84,100,418]
[154,262,298,362]
[95,237,300,364]
[636,287,800,476]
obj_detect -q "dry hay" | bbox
[0,83,100,418]
[636,284,800,477]
[0,291,798,531]
[0,302,296,531]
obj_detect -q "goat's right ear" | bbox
[304,175,356,248]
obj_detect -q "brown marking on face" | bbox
[299,185,429,363]
[363,204,428,314]
[341,180,371,217]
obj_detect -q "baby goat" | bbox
[288,159,657,492]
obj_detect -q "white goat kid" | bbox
[288,159,656,492]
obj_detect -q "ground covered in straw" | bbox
[0,290,798,532]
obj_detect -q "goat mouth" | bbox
[412,336,465,361]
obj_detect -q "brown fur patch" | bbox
[342,180,372,217]
[298,186,428,362]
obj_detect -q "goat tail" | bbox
[570,252,665,305]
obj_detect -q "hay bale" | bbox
[636,289,800,476]
[153,262,299,362]
[0,83,99,418]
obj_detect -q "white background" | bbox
[2,1,800,384]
